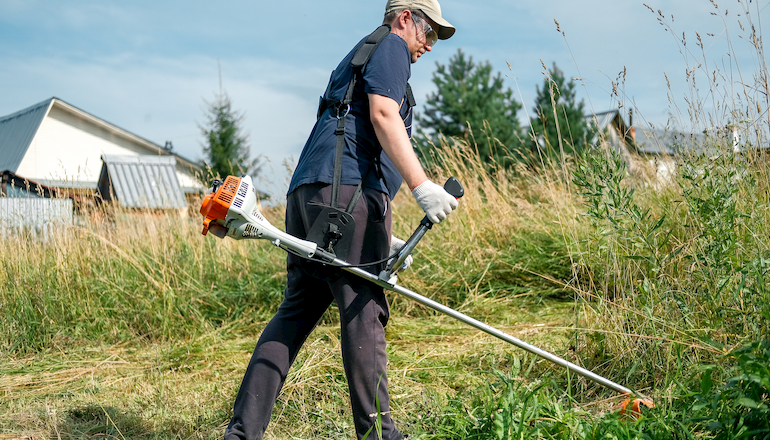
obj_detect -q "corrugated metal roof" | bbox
[0,98,53,173]
[635,127,710,156]
[98,155,187,209]
[586,110,620,132]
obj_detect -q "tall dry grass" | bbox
[562,1,770,397]
[0,206,288,354]
[0,125,590,354]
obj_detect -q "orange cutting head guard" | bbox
[617,396,654,419]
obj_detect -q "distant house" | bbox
[632,126,711,185]
[585,110,635,156]
[1,169,66,198]
[0,97,205,197]
[585,110,756,187]
[586,110,708,186]
[584,110,665,182]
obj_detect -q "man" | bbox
[224,1,457,439]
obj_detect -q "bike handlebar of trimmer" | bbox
[380,177,464,282]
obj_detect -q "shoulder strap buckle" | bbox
[335,103,351,119]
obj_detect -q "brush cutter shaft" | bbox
[325,254,634,395]
[202,174,637,398]
[381,217,431,281]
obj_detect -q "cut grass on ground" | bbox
[1,300,578,440]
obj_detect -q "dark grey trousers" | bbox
[224,183,403,440]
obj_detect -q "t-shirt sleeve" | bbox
[363,35,411,104]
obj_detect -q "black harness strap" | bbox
[306,25,418,261]
[330,109,348,209]
[351,25,392,69]
[329,24,392,211]
[405,83,416,108]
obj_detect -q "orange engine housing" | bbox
[200,176,242,235]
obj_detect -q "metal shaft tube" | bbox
[317,251,634,396]
[381,219,431,281]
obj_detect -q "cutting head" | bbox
[617,396,654,419]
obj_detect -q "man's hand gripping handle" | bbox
[380,177,464,284]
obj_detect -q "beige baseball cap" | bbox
[385,0,456,40]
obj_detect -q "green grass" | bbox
[2,139,770,438]
[0,305,579,440]
[3,3,770,436]
[2,143,767,438]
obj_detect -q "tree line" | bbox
[415,49,591,167]
[199,48,591,182]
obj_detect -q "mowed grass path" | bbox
[1,298,577,440]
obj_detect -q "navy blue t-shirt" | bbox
[288,32,412,200]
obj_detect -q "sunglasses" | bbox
[412,13,438,47]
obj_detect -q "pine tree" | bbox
[529,62,589,158]
[200,90,261,180]
[416,49,524,165]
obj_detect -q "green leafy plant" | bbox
[691,340,770,439]
[678,152,747,275]
[572,149,675,281]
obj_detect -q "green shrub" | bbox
[691,339,770,439]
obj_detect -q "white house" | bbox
[0,97,204,194]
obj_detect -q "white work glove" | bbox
[388,235,413,271]
[411,180,459,224]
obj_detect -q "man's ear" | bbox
[393,9,411,31]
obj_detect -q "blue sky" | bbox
[1,0,767,200]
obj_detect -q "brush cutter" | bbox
[200,175,653,417]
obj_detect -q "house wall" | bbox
[648,156,677,186]
[175,166,203,191]
[599,125,640,176]
[15,103,202,191]
[16,105,153,185]
[598,125,679,188]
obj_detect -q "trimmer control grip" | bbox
[382,176,464,283]
[443,176,464,199]
[419,177,464,228]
